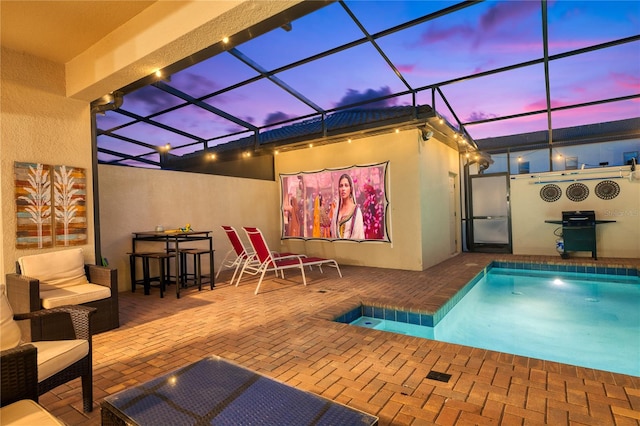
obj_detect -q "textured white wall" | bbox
[1,48,96,277]
[275,130,458,271]
[98,165,279,291]
[419,136,461,269]
[510,166,640,258]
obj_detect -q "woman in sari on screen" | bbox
[330,173,364,240]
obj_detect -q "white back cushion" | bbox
[0,289,22,351]
[18,248,89,290]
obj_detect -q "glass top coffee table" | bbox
[101,355,378,425]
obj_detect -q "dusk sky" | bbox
[97,0,640,163]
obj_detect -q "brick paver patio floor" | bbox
[39,253,640,425]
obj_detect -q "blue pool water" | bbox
[349,268,640,376]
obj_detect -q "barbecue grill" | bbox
[562,210,597,259]
[545,211,616,260]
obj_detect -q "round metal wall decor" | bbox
[540,184,562,202]
[594,180,620,200]
[566,183,589,202]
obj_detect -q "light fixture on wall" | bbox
[91,91,123,115]
[419,128,434,141]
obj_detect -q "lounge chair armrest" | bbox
[0,344,38,406]
[14,306,96,341]
[85,265,117,290]
[5,274,40,314]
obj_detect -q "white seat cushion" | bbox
[30,339,88,382]
[40,284,111,309]
[18,248,89,291]
[0,399,66,425]
[0,290,22,351]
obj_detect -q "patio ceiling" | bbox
[95,0,640,169]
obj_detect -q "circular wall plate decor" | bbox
[566,182,589,202]
[540,184,562,202]
[594,180,620,200]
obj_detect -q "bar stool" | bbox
[129,251,174,298]
[178,248,214,297]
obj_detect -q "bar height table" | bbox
[131,230,214,298]
[101,355,378,425]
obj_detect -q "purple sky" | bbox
[97,0,639,162]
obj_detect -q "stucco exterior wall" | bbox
[1,48,96,278]
[97,165,279,291]
[419,137,461,269]
[275,130,459,271]
[510,166,640,258]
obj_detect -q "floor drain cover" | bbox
[426,371,451,382]
[317,290,328,293]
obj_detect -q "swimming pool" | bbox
[339,264,640,376]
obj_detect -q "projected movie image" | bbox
[281,163,389,242]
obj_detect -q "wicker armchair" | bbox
[6,249,118,341]
[1,299,95,413]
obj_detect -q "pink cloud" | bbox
[396,64,416,74]
[526,98,570,112]
[611,72,640,91]
[415,3,541,55]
